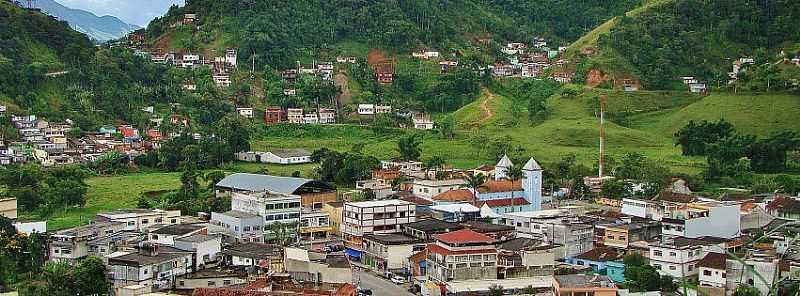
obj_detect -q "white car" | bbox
[390,275,407,285]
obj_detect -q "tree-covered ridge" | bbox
[596,0,800,89]
[146,0,642,67]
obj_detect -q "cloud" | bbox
[55,0,185,27]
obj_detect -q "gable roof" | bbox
[433,228,496,244]
[574,247,622,262]
[216,173,334,194]
[477,180,522,193]
[766,197,800,214]
[697,252,727,270]
[269,149,311,158]
[433,189,474,202]
[475,197,530,208]
[403,218,463,233]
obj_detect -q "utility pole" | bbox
[598,95,606,178]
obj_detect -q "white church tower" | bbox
[523,157,543,210]
[495,154,514,181]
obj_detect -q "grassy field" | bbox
[21,162,321,231]
[21,172,184,231]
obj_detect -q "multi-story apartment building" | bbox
[108,244,193,290]
[49,221,126,262]
[362,233,420,272]
[94,208,182,231]
[595,221,661,250]
[230,191,301,225]
[426,229,498,283]
[341,200,416,258]
[623,198,741,239]
[411,179,465,199]
[501,209,594,259]
[210,210,265,243]
[299,210,333,243]
[648,237,729,278]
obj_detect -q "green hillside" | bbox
[631,93,800,136]
[568,0,800,91]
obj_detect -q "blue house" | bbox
[567,247,622,273]
[606,261,626,283]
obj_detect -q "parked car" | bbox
[357,288,373,296]
[391,275,407,285]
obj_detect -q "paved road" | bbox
[354,270,414,296]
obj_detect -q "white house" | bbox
[412,179,465,199]
[212,75,231,88]
[412,112,434,130]
[236,107,254,118]
[147,224,207,246]
[173,234,223,269]
[94,209,182,232]
[698,252,727,288]
[259,149,312,164]
[358,104,375,115]
[649,237,727,278]
[108,246,193,289]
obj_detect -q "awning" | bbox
[345,247,362,258]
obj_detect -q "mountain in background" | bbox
[34,0,140,42]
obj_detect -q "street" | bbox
[354,270,415,296]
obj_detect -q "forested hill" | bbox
[144,0,643,68]
[570,0,800,91]
[0,1,190,132]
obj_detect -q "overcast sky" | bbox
[55,0,185,27]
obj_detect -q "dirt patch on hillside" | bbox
[334,72,352,106]
[151,31,176,50]
[586,69,610,87]
[367,48,391,65]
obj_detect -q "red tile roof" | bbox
[697,252,727,270]
[433,228,496,244]
[433,189,474,202]
[767,197,800,214]
[118,126,137,138]
[477,180,522,193]
[574,247,622,262]
[427,243,496,256]
[400,195,434,206]
[475,197,530,208]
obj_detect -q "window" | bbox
[223,280,232,285]
[152,234,159,240]
[654,250,663,257]
[653,264,662,270]
[208,281,216,287]
[722,272,726,278]
[669,265,676,270]
[669,252,676,257]
[170,219,177,223]
[127,221,136,226]
[703,270,712,276]
[179,281,185,286]
[607,235,614,239]
[142,219,149,224]
[688,264,693,271]
[62,249,72,255]
[618,236,626,240]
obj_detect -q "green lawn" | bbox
[21,172,183,231]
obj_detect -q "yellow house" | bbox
[321,201,343,236]
[0,197,17,220]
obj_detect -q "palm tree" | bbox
[505,165,526,213]
[462,173,487,203]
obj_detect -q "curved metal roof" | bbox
[215,173,335,194]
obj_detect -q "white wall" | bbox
[685,205,741,239]
[699,267,726,287]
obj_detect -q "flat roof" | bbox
[446,276,553,292]
[504,209,570,219]
[363,233,419,245]
[429,203,479,213]
[151,224,204,235]
[403,219,463,233]
[216,210,260,219]
[346,200,413,208]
